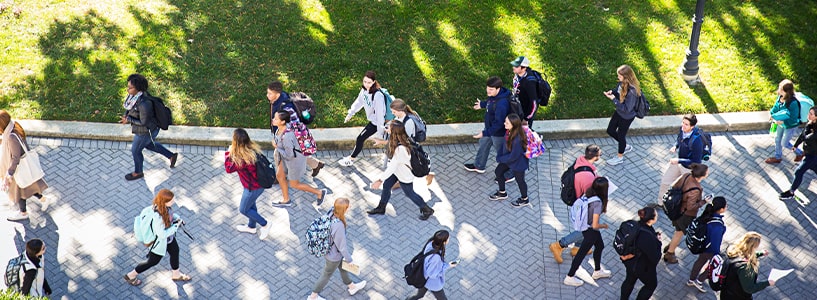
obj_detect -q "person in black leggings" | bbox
[338,70,388,167]
[487,114,530,208]
[620,207,662,300]
[564,177,611,287]
[603,65,641,166]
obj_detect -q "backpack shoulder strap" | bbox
[575,166,593,174]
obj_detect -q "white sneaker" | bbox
[592,269,612,279]
[607,156,624,166]
[7,212,29,221]
[563,275,584,286]
[338,156,354,167]
[236,225,257,234]
[40,196,54,211]
[348,280,367,295]
[259,225,270,240]
[306,295,326,300]
[624,144,633,154]
[687,279,707,293]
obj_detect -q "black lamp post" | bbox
[681,0,706,85]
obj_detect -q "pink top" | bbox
[573,156,598,198]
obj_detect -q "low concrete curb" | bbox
[17,111,771,150]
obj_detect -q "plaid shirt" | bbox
[224,151,261,190]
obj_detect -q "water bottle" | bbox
[302,110,311,120]
[769,122,777,136]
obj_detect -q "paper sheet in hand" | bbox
[768,268,793,281]
[342,261,360,276]
[607,180,618,195]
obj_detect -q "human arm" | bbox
[275,132,298,160]
[590,213,608,230]
[497,137,524,164]
[129,100,154,126]
[474,99,485,110]
[794,125,815,149]
[424,253,449,281]
[20,267,37,296]
[345,90,366,122]
[679,134,704,168]
[707,223,726,252]
[404,117,417,139]
[224,151,238,173]
[736,263,771,294]
[372,91,387,139]
[521,79,538,119]
[6,133,24,177]
[43,277,51,295]
[484,99,509,136]
[331,222,353,263]
[380,146,409,181]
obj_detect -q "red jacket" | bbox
[225,151,261,190]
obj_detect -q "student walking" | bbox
[270,111,327,207]
[1,110,51,221]
[338,70,388,167]
[488,114,531,207]
[721,232,775,299]
[619,207,661,300]
[406,230,457,300]
[19,238,52,297]
[766,79,804,164]
[657,113,704,203]
[119,73,178,181]
[663,163,709,264]
[124,189,192,286]
[383,99,435,185]
[550,144,601,263]
[509,56,543,126]
[603,65,641,166]
[564,177,612,287]
[366,121,435,220]
[307,198,367,300]
[780,107,817,200]
[224,128,270,239]
[464,76,512,175]
[267,81,325,176]
[687,197,727,293]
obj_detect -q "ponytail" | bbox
[637,207,656,224]
[700,196,726,222]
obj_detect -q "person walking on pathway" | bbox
[721,232,776,299]
[663,163,709,264]
[464,76,514,182]
[1,110,51,221]
[656,113,704,204]
[124,189,192,286]
[224,128,270,239]
[619,207,661,300]
[19,238,52,297]
[509,56,542,127]
[406,230,457,300]
[488,114,531,207]
[307,198,367,300]
[766,79,804,164]
[119,74,178,181]
[267,81,325,176]
[686,196,727,293]
[780,107,817,200]
[564,177,612,287]
[603,65,641,166]
[550,144,601,263]
[379,98,435,186]
[270,111,327,207]
[338,70,388,167]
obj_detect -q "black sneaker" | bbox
[510,198,531,208]
[488,191,508,201]
[464,163,486,174]
[779,190,795,200]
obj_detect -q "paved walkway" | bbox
[1,130,815,299]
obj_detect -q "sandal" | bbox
[124,274,142,286]
[172,274,192,282]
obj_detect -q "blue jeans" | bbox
[239,188,267,228]
[790,155,817,192]
[377,175,428,209]
[474,136,513,179]
[132,129,173,173]
[558,230,584,248]
[775,126,803,159]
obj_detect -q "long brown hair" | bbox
[387,120,412,159]
[153,189,175,228]
[727,232,762,274]
[364,70,382,93]
[228,128,260,167]
[333,197,350,228]
[585,177,609,213]
[505,114,527,151]
[390,98,416,115]
[617,65,642,102]
[778,79,795,104]
[0,110,26,140]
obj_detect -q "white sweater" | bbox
[347,88,387,138]
[380,146,415,183]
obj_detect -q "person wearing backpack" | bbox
[663,163,709,264]
[366,121,435,220]
[308,198,367,300]
[271,111,328,207]
[687,197,727,293]
[267,81,325,177]
[656,113,705,204]
[464,76,514,180]
[17,238,51,297]
[406,230,457,300]
[603,65,641,166]
[488,114,531,207]
[0,110,51,221]
[224,128,271,239]
[780,107,817,200]
[564,177,612,286]
[124,189,191,286]
[510,56,542,127]
[338,70,388,167]
[766,79,805,164]
[619,207,661,300]
[550,144,601,263]
[721,232,775,299]
[380,99,436,186]
[119,74,179,181]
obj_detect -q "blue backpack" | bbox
[134,206,159,247]
[570,196,600,232]
[378,89,396,121]
[305,209,338,257]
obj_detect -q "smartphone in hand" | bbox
[450,259,461,265]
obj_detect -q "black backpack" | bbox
[527,70,552,106]
[685,215,723,255]
[560,161,594,206]
[286,92,317,125]
[146,93,172,130]
[508,95,525,118]
[708,254,743,292]
[680,129,713,161]
[406,141,431,177]
[254,153,277,188]
[405,113,427,143]
[661,175,700,221]
[634,92,650,119]
[4,253,26,293]
[404,247,439,288]
[613,220,649,256]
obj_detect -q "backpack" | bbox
[4,254,27,293]
[527,70,552,106]
[378,88,396,121]
[305,210,337,257]
[404,245,439,288]
[570,196,600,232]
[254,153,277,188]
[661,175,700,221]
[522,126,546,159]
[405,141,431,177]
[708,254,744,291]
[405,113,428,143]
[613,220,649,256]
[287,92,318,125]
[684,129,713,161]
[146,94,172,130]
[795,92,814,124]
[634,92,650,119]
[685,215,723,255]
[284,122,318,156]
[134,205,159,248]
[560,161,594,206]
[508,95,525,118]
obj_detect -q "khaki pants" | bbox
[306,156,322,170]
[658,163,691,201]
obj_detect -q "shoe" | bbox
[426,172,435,185]
[488,191,508,201]
[306,295,326,300]
[570,247,592,256]
[607,156,624,166]
[311,162,325,177]
[765,157,782,164]
[463,163,486,174]
[663,252,678,264]
[493,177,516,184]
[623,144,633,154]
[549,242,564,264]
[125,172,144,181]
[687,279,707,293]
[338,156,354,167]
[795,154,805,162]
[662,245,669,254]
[419,207,435,220]
[6,212,29,221]
[348,280,367,295]
[317,189,328,206]
[40,196,54,211]
[779,190,795,200]
[510,198,530,208]
[170,153,179,168]
[366,207,386,215]
[259,225,270,240]
[236,225,257,234]
[592,269,612,279]
[563,275,584,287]
[272,201,292,207]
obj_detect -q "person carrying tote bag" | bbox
[0,110,51,221]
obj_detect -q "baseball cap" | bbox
[510,56,530,67]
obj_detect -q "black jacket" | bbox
[514,70,540,120]
[126,93,158,135]
[793,121,817,156]
[624,223,661,274]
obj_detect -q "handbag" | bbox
[11,134,45,188]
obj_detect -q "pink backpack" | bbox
[523,126,546,159]
[285,122,317,156]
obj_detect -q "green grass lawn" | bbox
[1,0,815,129]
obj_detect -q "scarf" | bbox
[123,92,142,110]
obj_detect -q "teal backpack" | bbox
[134,206,159,248]
[378,88,396,121]
[796,92,814,124]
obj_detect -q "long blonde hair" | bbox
[727,231,762,273]
[228,128,260,167]
[617,65,642,102]
[333,198,350,228]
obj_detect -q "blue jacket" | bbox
[421,241,448,292]
[270,92,297,133]
[482,87,512,137]
[675,127,705,168]
[610,83,638,120]
[704,213,726,254]
[496,135,529,172]
[770,96,801,129]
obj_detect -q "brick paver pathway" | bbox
[1,130,814,299]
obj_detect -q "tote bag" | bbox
[12,134,45,188]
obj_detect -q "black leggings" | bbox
[620,268,657,300]
[495,163,527,198]
[606,111,635,155]
[351,122,378,158]
[135,238,180,273]
[17,193,43,213]
[406,287,447,300]
[568,229,604,276]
